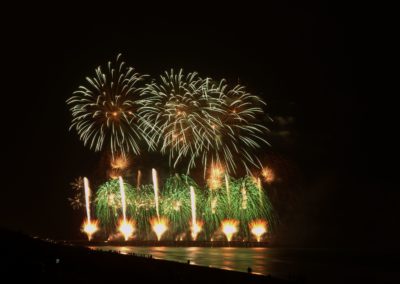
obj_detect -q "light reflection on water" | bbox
[90,246,279,276]
[89,246,399,283]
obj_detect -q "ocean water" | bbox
[90,246,398,283]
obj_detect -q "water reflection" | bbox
[89,246,399,284]
[91,246,271,275]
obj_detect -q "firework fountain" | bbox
[222,219,239,242]
[82,177,98,241]
[88,172,273,242]
[118,176,134,240]
[190,186,202,240]
[225,174,231,204]
[249,220,268,242]
[151,169,168,240]
[152,169,160,218]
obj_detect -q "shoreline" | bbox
[65,239,270,247]
[2,229,289,283]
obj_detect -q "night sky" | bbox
[2,2,397,247]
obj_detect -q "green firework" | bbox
[202,81,271,175]
[130,184,157,239]
[94,174,276,240]
[94,179,137,233]
[160,174,200,238]
[228,176,272,239]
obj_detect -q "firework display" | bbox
[67,54,148,158]
[94,179,137,234]
[82,177,98,240]
[139,70,270,175]
[68,177,84,210]
[67,55,276,243]
[90,173,274,241]
[202,80,271,175]
[139,69,223,173]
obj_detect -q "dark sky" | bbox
[2,2,397,247]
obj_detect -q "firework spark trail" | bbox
[84,177,91,222]
[152,168,160,219]
[225,174,231,204]
[118,176,127,221]
[82,177,97,240]
[118,176,134,240]
[137,169,142,189]
[189,186,201,239]
[190,186,196,226]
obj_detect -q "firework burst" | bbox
[202,79,271,175]
[140,69,223,173]
[68,177,84,210]
[140,70,270,175]
[262,166,275,183]
[67,54,148,157]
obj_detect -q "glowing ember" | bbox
[221,219,239,242]
[207,163,224,190]
[173,200,182,211]
[151,217,168,241]
[249,220,268,242]
[118,219,135,241]
[108,170,119,179]
[190,221,203,240]
[111,155,129,170]
[82,220,98,241]
[262,166,275,183]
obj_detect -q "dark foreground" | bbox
[0,229,291,283]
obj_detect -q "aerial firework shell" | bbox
[67,54,148,157]
[202,80,271,175]
[139,69,223,173]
